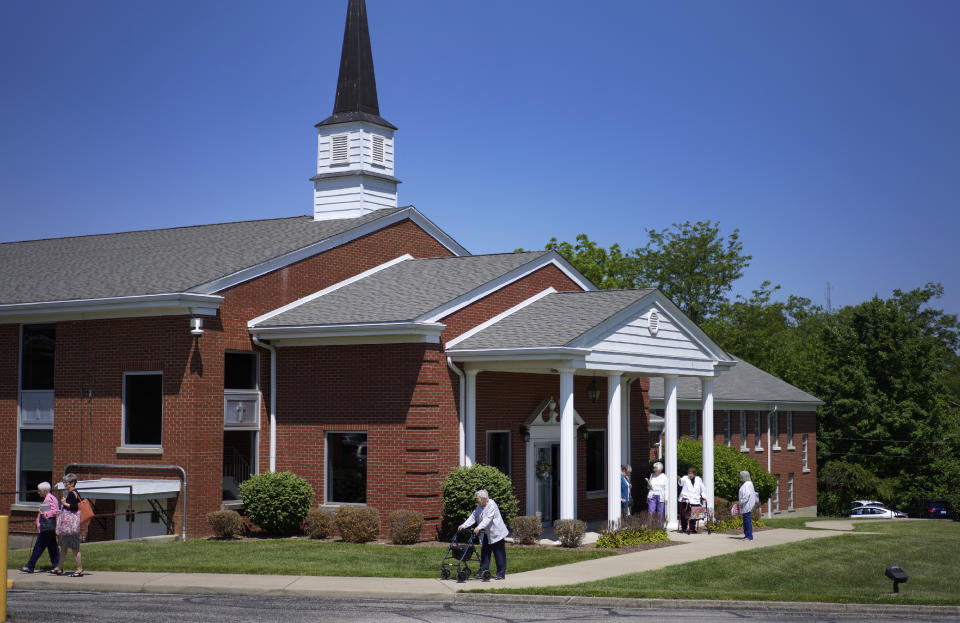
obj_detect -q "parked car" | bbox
[850,500,884,508]
[849,506,901,519]
[908,499,955,519]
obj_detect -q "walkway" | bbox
[8,527,853,599]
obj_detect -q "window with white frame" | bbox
[19,325,56,503]
[689,411,698,440]
[724,411,731,446]
[754,412,763,451]
[326,432,367,504]
[486,430,510,477]
[802,434,809,471]
[771,412,780,450]
[773,474,780,512]
[585,429,606,493]
[123,373,163,446]
[224,352,259,429]
[739,411,747,450]
[786,412,794,448]
[788,473,795,510]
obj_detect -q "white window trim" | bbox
[121,371,164,449]
[788,473,795,510]
[802,434,810,473]
[224,351,261,431]
[754,412,763,452]
[772,413,781,451]
[324,430,368,506]
[786,412,795,450]
[585,428,607,496]
[739,411,748,452]
[18,325,56,503]
[689,410,698,441]
[724,411,731,446]
[773,475,781,513]
[485,429,511,477]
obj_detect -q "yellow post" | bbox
[0,515,8,622]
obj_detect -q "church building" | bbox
[0,0,819,541]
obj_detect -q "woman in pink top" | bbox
[19,481,60,573]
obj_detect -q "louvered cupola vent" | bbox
[331,134,349,164]
[648,309,660,336]
[371,134,385,165]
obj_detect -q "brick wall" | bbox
[674,407,818,511]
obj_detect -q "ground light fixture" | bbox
[885,565,908,594]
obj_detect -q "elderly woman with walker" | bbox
[458,489,509,580]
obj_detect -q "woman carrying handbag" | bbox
[19,482,60,573]
[52,473,84,577]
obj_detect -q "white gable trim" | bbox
[0,292,222,324]
[418,254,594,323]
[250,321,445,344]
[191,207,468,295]
[248,254,413,328]
[570,290,733,366]
[445,288,557,349]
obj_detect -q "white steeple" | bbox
[311,0,399,221]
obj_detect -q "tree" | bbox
[673,439,776,504]
[535,220,751,323]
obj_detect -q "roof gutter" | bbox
[251,335,277,473]
[0,293,222,322]
[447,357,466,466]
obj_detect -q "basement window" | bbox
[123,373,163,447]
[327,432,367,504]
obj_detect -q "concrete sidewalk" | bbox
[8,527,853,599]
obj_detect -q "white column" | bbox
[607,372,623,528]
[620,378,631,466]
[559,368,576,520]
[664,375,679,530]
[464,369,478,466]
[701,377,715,512]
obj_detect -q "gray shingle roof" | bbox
[647,358,823,405]
[0,209,406,304]
[256,251,553,326]
[450,289,653,350]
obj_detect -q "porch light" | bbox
[519,425,530,442]
[586,376,600,403]
[578,424,590,440]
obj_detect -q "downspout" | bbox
[251,334,277,472]
[767,404,777,519]
[447,357,465,466]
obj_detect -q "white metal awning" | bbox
[57,478,181,500]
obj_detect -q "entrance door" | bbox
[535,443,561,522]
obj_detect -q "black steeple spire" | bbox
[316,0,396,129]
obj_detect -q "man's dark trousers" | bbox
[479,536,507,579]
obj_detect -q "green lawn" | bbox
[762,516,846,529]
[7,539,614,578]
[484,520,960,605]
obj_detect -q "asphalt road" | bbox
[5,592,956,623]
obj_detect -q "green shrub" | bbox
[335,506,380,543]
[711,514,765,533]
[440,465,518,536]
[238,471,314,535]
[206,510,242,539]
[596,512,669,548]
[388,510,424,544]
[674,439,776,503]
[553,519,585,548]
[305,508,335,539]
[817,460,881,516]
[510,515,543,545]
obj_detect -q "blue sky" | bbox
[2,1,958,315]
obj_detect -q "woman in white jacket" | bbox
[738,470,759,541]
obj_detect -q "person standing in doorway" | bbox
[738,470,760,541]
[458,489,508,580]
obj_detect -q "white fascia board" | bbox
[247,254,413,328]
[418,252,592,325]
[569,290,734,365]
[191,207,469,295]
[445,288,557,349]
[0,293,222,323]
[446,346,589,362]
[647,398,824,410]
[250,321,445,341]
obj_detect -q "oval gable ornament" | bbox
[648,309,660,336]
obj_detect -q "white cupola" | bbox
[311,0,399,221]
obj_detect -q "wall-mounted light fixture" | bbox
[578,424,590,440]
[586,374,600,404]
[190,317,204,337]
[519,425,530,442]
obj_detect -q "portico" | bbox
[447,288,735,529]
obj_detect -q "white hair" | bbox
[475,489,489,501]
[653,461,663,471]
[37,481,52,492]
[740,470,752,482]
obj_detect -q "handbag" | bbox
[79,498,94,525]
[56,509,81,536]
[39,513,57,533]
[731,503,740,516]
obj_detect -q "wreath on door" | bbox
[536,458,552,480]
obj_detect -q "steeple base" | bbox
[313,172,398,221]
